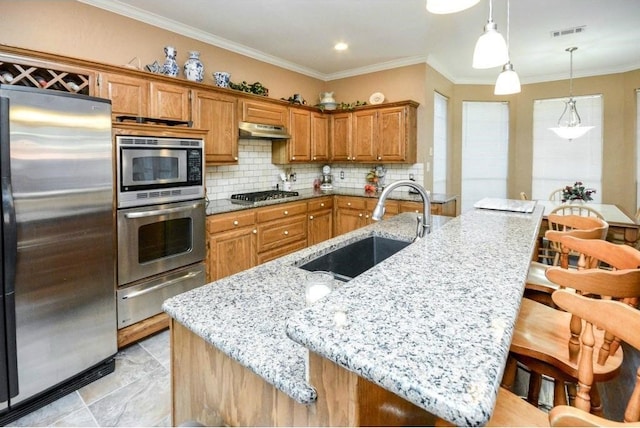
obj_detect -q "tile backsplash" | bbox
[205,139,424,201]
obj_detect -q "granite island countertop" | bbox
[205,187,457,216]
[164,203,543,426]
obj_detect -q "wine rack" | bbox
[0,60,91,95]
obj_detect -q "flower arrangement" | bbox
[562,181,596,202]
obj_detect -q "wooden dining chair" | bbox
[506,236,640,415]
[525,215,608,307]
[548,188,565,201]
[548,204,604,220]
[520,191,529,200]
[547,291,640,426]
[440,289,640,427]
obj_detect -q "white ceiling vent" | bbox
[551,26,586,38]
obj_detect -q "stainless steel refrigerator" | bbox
[0,85,117,423]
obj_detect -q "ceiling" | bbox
[80,0,640,84]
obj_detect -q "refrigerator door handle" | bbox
[1,95,20,400]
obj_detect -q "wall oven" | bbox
[115,134,206,328]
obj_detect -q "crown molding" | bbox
[324,56,428,81]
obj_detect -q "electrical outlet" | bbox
[409,173,415,181]
[340,171,345,179]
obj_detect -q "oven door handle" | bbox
[121,271,201,300]
[123,203,201,219]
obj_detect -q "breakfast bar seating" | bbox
[506,236,640,416]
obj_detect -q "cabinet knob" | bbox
[347,203,351,206]
[377,156,382,160]
[309,215,314,220]
[283,210,289,215]
[313,156,317,160]
[253,229,257,234]
[365,214,370,219]
[234,156,238,161]
[292,156,296,160]
[320,203,324,207]
[233,220,239,226]
[347,156,351,160]
[359,213,363,217]
[284,230,289,235]
[415,210,420,213]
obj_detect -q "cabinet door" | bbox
[240,99,288,126]
[99,72,149,119]
[288,108,311,162]
[377,106,406,162]
[208,227,257,281]
[193,90,238,164]
[352,110,377,162]
[311,112,330,162]
[149,81,191,121]
[330,112,352,161]
[308,209,333,246]
[334,208,366,236]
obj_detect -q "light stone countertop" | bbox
[205,187,457,216]
[163,203,543,426]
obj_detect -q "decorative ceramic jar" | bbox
[213,71,230,88]
[183,51,204,82]
[162,46,179,77]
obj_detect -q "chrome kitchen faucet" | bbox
[371,180,432,241]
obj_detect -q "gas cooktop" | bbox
[230,190,299,204]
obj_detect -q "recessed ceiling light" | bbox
[334,42,348,51]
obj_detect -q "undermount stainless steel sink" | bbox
[299,236,411,282]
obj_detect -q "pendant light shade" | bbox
[494,62,521,95]
[426,0,480,14]
[493,0,520,95]
[549,47,593,140]
[472,0,509,69]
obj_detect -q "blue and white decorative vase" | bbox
[183,51,204,83]
[162,46,179,77]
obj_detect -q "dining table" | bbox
[535,200,639,246]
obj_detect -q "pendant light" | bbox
[426,0,480,14]
[494,0,520,95]
[472,0,509,69]
[549,47,594,140]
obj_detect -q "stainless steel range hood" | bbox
[239,121,291,140]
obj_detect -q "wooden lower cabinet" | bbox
[171,320,436,427]
[308,197,333,246]
[206,210,257,282]
[334,196,398,236]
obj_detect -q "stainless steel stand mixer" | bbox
[320,165,333,190]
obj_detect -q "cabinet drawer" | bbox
[336,196,366,210]
[308,197,333,212]
[207,210,256,233]
[257,215,307,252]
[256,201,307,223]
[258,240,307,265]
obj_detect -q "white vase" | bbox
[184,51,204,83]
[162,46,179,77]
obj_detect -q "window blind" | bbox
[433,92,448,194]
[461,101,509,212]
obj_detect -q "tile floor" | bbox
[7,330,171,427]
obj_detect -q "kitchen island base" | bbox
[171,320,437,427]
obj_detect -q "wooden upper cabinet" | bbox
[352,110,377,162]
[377,105,416,163]
[149,81,191,122]
[193,90,238,164]
[98,72,149,119]
[288,107,311,162]
[330,112,352,162]
[329,102,417,164]
[311,112,330,162]
[239,99,288,126]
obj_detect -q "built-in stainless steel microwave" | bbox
[116,135,204,208]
